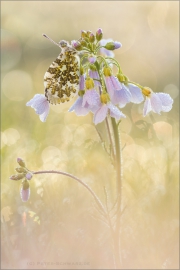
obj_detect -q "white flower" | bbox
[94,102,126,125]
[68,96,90,116]
[26,94,50,122]
[143,90,173,116]
[127,83,144,104]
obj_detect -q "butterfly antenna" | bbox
[42,34,61,48]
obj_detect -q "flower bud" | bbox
[20,180,30,202]
[123,75,129,82]
[78,90,85,97]
[71,40,82,51]
[89,64,97,71]
[88,56,96,64]
[80,40,87,47]
[100,93,110,104]
[25,172,33,180]
[96,28,103,41]
[89,33,95,43]
[117,73,126,83]
[104,41,122,50]
[15,167,27,173]
[81,30,87,38]
[17,158,26,167]
[87,30,93,37]
[103,66,112,77]
[80,66,84,75]
[85,77,95,89]
[142,87,152,97]
[10,174,25,181]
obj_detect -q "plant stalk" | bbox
[111,117,123,269]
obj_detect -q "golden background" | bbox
[1,1,179,269]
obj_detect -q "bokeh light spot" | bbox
[41,146,61,164]
[2,70,33,101]
[2,128,20,146]
[163,84,179,99]
[1,29,22,71]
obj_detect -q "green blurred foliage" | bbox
[1,1,179,269]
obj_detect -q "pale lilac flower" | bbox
[20,180,30,202]
[89,69,101,87]
[26,94,50,122]
[20,186,30,202]
[88,56,96,64]
[82,89,101,113]
[69,96,90,116]
[143,90,173,116]
[94,102,126,125]
[104,74,122,96]
[25,173,33,180]
[111,83,132,108]
[100,39,114,57]
[127,83,144,104]
[79,74,86,90]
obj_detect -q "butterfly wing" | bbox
[44,46,80,105]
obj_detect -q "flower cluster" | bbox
[9,158,32,202]
[26,28,173,123]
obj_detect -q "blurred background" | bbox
[1,1,179,269]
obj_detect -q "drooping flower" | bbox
[94,102,126,125]
[82,89,101,113]
[89,65,101,87]
[142,87,173,116]
[93,93,126,125]
[111,83,132,108]
[26,94,50,122]
[79,73,86,90]
[82,77,101,112]
[20,180,30,202]
[69,95,90,116]
[126,83,144,104]
[103,67,132,107]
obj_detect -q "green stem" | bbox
[127,80,143,89]
[111,117,122,269]
[105,57,122,73]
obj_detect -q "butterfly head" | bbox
[58,40,69,48]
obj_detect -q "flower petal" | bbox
[93,104,108,125]
[127,83,144,104]
[156,93,173,112]
[69,97,90,116]
[26,94,50,122]
[82,90,100,107]
[79,74,86,90]
[143,97,152,116]
[108,103,126,120]
[105,76,122,98]
[39,102,50,122]
[111,84,131,106]
[150,93,162,114]
[89,70,101,87]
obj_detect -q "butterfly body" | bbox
[44,43,80,105]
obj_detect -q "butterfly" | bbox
[43,35,80,105]
[26,35,80,122]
